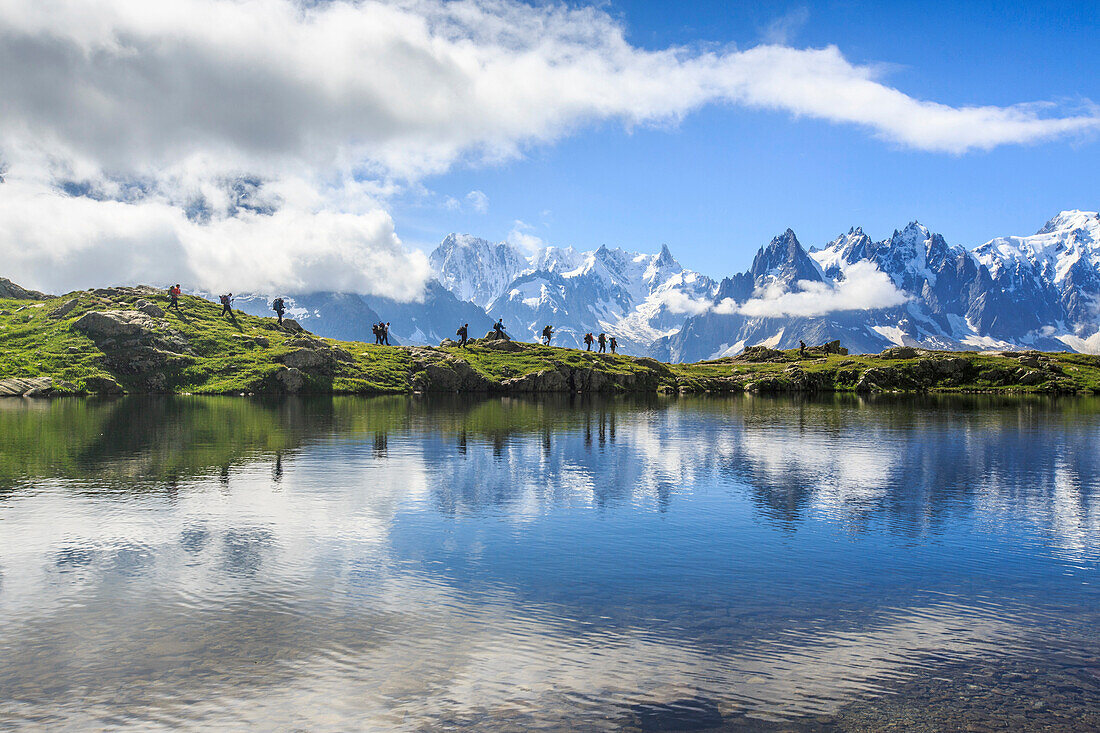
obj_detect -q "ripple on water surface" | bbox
[0,394,1098,730]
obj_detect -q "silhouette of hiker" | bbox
[457,323,469,348]
[168,284,181,312]
[219,293,233,316]
[493,318,505,337]
[383,322,391,345]
[542,324,553,345]
[583,332,594,351]
[799,340,806,358]
[597,332,606,353]
[609,336,618,354]
[372,323,381,344]
[272,297,285,325]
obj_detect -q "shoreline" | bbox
[2,287,1099,398]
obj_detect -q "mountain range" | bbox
[235,210,1100,360]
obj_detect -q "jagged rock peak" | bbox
[1037,210,1100,235]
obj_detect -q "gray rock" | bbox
[73,310,158,340]
[134,299,165,318]
[277,346,354,374]
[281,319,304,332]
[0,377,55,396]
[50,299,80,319]
[0,277,50,300]
[83,376,125,395]
[880,346,919,359]
[477,339,525,352]
[502,368,570,392]
[275,367,306,393]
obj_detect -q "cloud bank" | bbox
[0,0,1096,296]
[715,262,910,317]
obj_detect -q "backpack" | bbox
[220,295,229,305]
[273,298,283,311]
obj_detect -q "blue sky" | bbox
[396,0,1100,277]
[2,0,1097,297]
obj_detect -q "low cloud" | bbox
[0,0,1097,296]
[654,288,714,316]
[715,262,910,318]
[465,190,489,214]
[0,177,429,299]
[507,220,546,255]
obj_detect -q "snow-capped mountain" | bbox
[430,238,717,351]
[655,211,1100,361]
[234,210,1100,361]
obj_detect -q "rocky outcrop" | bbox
[0,377,75,397]
[0,277,50,300]
[50,299,80,319]
[72,310,194,391]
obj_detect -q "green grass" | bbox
[3,288,1100,395]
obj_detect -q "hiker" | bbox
[457,323,469,348]
[597,332,607,353]
[168,284,181,312]
[272,297,285,325]
[219,293,233,316]
[583,332,594,351]
[383,322,391,345]
[493,318,505,337]
[799,340,806,358]
[372,322,381,345]
[542,324,553,345]
[609,336,618,354]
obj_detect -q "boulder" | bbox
[880,346,919,360]
[502,368,570,392]
[133,299,165,318]
[274,367,306,393]
[276,345,354,375]
[73,310,158,340]
[281,319,305,332]
[439,338,460,348]
[83,376,125,395]
[734,346,786,362]
[482,330,511,341]
[50,299,80,319]
[477,339,525,353]
[0,377,57,396]
[1018,370,1047,386]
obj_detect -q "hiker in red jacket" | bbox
[219,293,233,316]
[168,284,181,312]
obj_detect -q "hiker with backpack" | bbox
[219,293,233,316]
[457,323,469,348]
[542,324,553,345]
[272,297,285,325]
[167,284,181,312]
[609,336,618,355]
[583,332,594,351]
[597,332,607,353]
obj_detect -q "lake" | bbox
[1,395,1098,731]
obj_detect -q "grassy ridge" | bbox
[2,287,1100,395]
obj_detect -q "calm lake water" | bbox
[1,395,1098,731]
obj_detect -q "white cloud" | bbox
[507,220,545,254]
[0,0,1096,296]
[465,190,489,214]
[762,6,810,45]
[654,288,713,316]
[0,177,429,299]
[714,261,910,317]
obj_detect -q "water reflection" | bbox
[0,395,1098,730]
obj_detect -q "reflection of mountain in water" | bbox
[4,396,1099,548]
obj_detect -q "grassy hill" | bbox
[1,285,1099,396]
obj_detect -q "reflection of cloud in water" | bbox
[1,549,1025,730]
